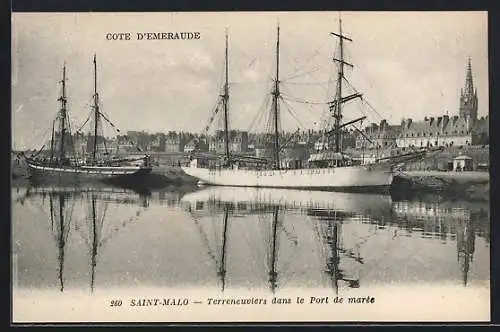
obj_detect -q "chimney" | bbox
[424,116,428,121]
[407,118,412,129]
[443,115,450,128]
[437,116,443,128]
[430,117,435,126]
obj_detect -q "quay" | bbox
[393,170,489,202]
[400,170,489,184]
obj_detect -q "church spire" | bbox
[464,56,474,96]
[459,56,478,128]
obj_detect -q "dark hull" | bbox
[27,163,152,187]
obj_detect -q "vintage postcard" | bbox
[11,11,490,323]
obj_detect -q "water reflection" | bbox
[12,184,489,294]
[181,187,488,293]
[49,192,72,292]
[182,188,388,293]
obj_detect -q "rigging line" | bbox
[282,43,328,82]
[75,112,92,134]
[248,94,272,132]
[284,53,309,81]
[343,79,384,121]
[99,119,109,155]
[203,98,224,134]
[65,118,78,162]
[279,96,307,129]
[362,98,384,121]
[280,91,328,106]
[282,81,331,86]
[280,94,328,105]
[29,125,53,154]
[281,65,324,82]
[230,80,273,85]
[288,38,329,78]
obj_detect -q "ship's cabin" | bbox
[308,151,360,168]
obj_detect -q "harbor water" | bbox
[11,183,490,322]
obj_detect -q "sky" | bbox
[12,11,488,150]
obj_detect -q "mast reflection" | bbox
[25,184,151,292]
[49,192,74,292]
[218,205,229,292]
[183,187,372,293]
[268,205,280,293]
[311,209,362,294]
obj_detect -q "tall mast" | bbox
[331,15,353,153]
[223,30,230,163]
[92,54,99,164]
[49,119,56,165]
[272,24,281,169]
[58,64,67,163]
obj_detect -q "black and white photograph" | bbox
[11,11,490,322]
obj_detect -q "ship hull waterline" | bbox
[26,162,153,186]
[181,165,394,194]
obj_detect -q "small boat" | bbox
[23,55,152,184]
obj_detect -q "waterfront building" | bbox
[209,130,249,154]
[396,58,487,149]
[453,154,474,171]
[149,133,166,152]
[396,115,472,148]
[313,130,356,152]
[184,137,209,153]
[355,120,400,150]
[472,116,489,145]
[165,131,188,152]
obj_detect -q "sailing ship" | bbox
[23,55,152,184]
[181,20,398,192]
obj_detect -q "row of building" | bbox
[124,59,488,155]
[41,58,489,167]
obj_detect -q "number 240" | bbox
[110,299,123,307]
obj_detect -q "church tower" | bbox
[459,57,478,130]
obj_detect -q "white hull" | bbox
[181,164,393,192]
[181,186,393,216]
